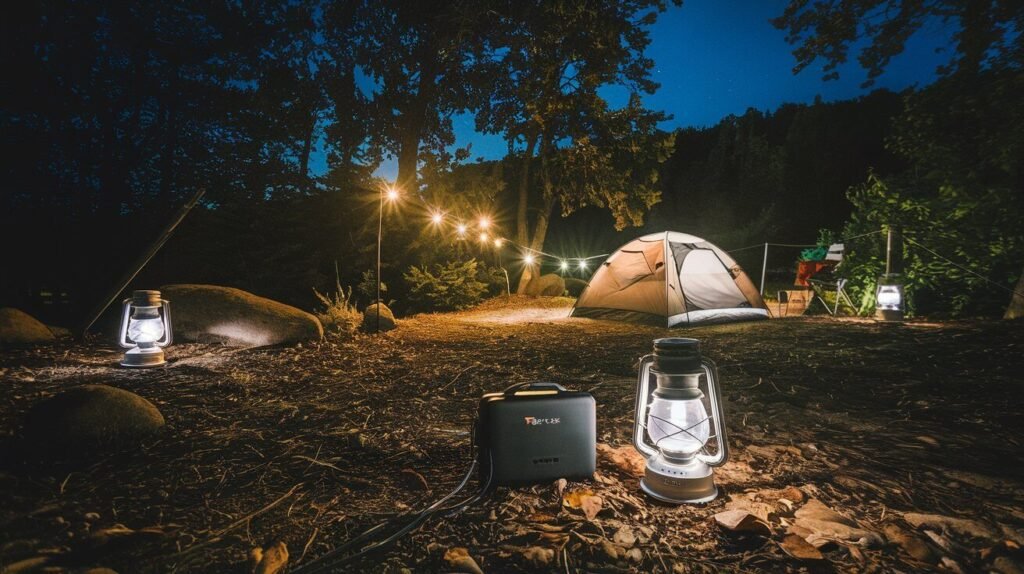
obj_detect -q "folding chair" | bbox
[805,244,855,316]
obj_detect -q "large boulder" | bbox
[525,274,566,297]
[0,308,56,346]
[24,385,165,452]
[362,303,396,332]
[160,284,323,346]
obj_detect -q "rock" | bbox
[522,546,555,567]
[361,303,396,332]
[612,526,637,548]
[564,277,588,297]
[400,468,429,491]
[24,385,165,452]
[525,274,566,297]
[0,308,55,346]
[160,284,323,346]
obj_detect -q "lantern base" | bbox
[121,347,166,368]
[641,454,718,504]
[874,308,904,322]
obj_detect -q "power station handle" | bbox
[503,382,566,396]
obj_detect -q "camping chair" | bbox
[805,244,855,316]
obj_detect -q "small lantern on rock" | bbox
[875,273,904,321]
[118,290,172,367]
[634,338,728,504]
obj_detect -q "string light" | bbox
[386,187,399,202]
[579,260,588,271]
[430,211,444,225]
[456,223,467,236]
[479,217,491,229]
[493,238,504,248]
[524,254,535,265]
[559,260,569,271]
[479,232,489,243]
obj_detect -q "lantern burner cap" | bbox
[132,290,162,307]
[652,338,702,374]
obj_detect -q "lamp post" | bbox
[118,290,172,367]
[377,185,399,333]
[634,338,729,504]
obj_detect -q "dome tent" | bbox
[571,231,769,327]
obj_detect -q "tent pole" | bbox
[759,242,768,295]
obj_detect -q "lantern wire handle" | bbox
[117,298,134,349]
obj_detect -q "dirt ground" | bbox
[1,296,1023,573]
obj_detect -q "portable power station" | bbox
[477,382,596,486]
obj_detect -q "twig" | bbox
[175,483,302,559]
[437,364,477,392]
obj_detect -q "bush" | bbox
[313,280,362,335]
[404,259,490,312]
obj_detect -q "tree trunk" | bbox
[395,53,438,194]
[299,106,317,191]
[515,132,539,246]
[516,138,556,294]
[1005,265,1024,319]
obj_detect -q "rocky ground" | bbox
[1,296,1023,573]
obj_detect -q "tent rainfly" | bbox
[571,231,769,327]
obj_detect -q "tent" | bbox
[571,231,769,327]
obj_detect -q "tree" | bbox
[473,0,678,290]
[774,1,1024,316]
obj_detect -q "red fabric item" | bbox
[795,261,835,286]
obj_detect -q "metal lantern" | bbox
[634,338,728,504]
[875,273,904,321]
[118,290,172,367]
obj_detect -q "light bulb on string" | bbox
[579,260,588,271]
[524,254,535,265]
[385,187,399,202]
[493,238,504,248]
[559,260,569,271]
[479,217,491,230]
[456,223,467,237]
[430,211,444,225]
[479,232,489,243]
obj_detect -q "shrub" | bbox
[313,280,362,335]
[404,259,489,312]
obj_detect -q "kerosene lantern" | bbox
[634,338,729,504]
[118,290,172,367]
[875,273,905,321]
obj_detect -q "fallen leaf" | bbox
[713,509,771,536]
[881,523,939,564]
[250,541,288,574]
[563,490,603,521]
[612,526,637,548]
[522,546,554,566]
[779,534,824,561]
[400,468,429,491]
[902,512,1000,542]
[596,443,646,477]
[444,547,484,574]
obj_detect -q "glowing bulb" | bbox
[479,232,489,242]
[456,223,467,236]
[479,217,491,229]
[559,260,568,271]
[386,188,399,201]
[493,238,504,248]
[431,212,443,225]
[579,260,588,270]
[524,254,535,265]
[646,397,710,456]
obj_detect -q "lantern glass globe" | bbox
[128,317,165,345]
[877,286,901,309]
[646,397,710,457]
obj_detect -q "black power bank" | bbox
[477,382,596,486]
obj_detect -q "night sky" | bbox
[315,0,958,179]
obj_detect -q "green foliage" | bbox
[313,280,361,335]
[357,270,387,304]
[404,259,490,312]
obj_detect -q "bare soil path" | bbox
[1,297,1022,573]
